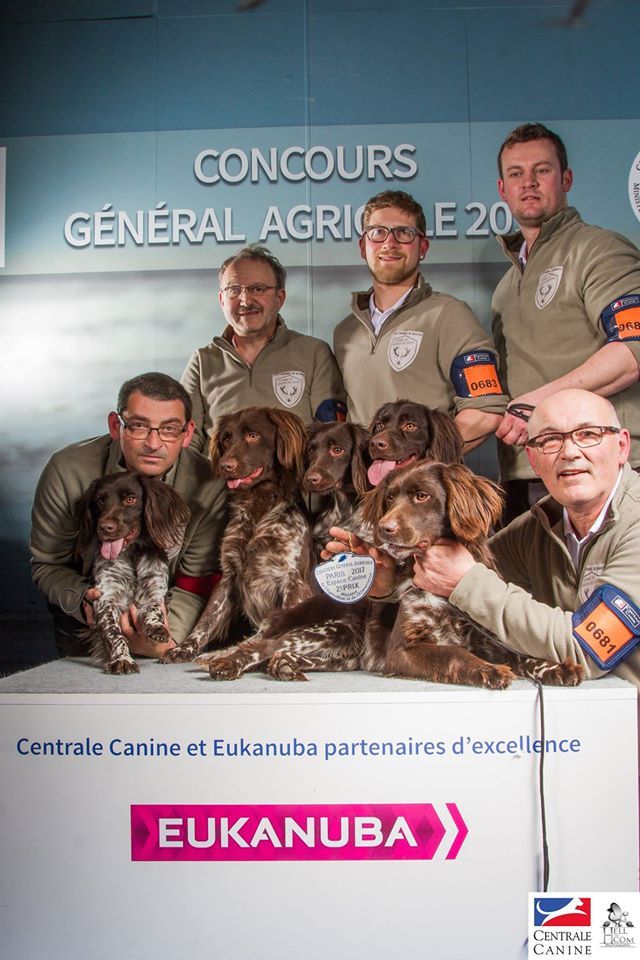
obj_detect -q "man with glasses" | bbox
[182,244,345,451]
[409,388,640,684]
[491,122,640,521]
[30,372,226,657]
[333,190,508,450]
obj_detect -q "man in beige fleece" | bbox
[491,122,640,521]
[333,190,507,451]
[411,388,640,685]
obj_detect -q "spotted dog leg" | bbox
[196,642,253,681]
[501,651,583,686]
[268,643,362,682]
[385,642,516,689]
[160,578,236,664]
[93,603,139,675]
[471,634,584,686]
[202,618,364,682]
[135,556,172,645]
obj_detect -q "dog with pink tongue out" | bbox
[161,406,315,664]
[366,400,463,488]
[76,471,190,674]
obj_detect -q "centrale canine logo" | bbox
[533,897,591,927]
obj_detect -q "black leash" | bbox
[507,402,535,423]
[535,678,550,891]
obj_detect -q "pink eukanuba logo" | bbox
[131,803,468,862]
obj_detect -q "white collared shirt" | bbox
[369,288,411,336]
[563,469,623,567]
[518,239,528,269]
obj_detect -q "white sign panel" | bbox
[0,682,637,959]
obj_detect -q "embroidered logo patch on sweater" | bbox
[535,266,563,309]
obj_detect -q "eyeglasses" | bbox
[362,225,423,244]
[221,284,278,298]
[526,425,620,455]
[118,415,187,442]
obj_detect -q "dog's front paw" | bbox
[208,657,243,681]
[145,624,171,645]
[159,641,198,664]
[268,652,309,682]
[540,658,584,687]
[479,663,514,690]
[105,657,140,675]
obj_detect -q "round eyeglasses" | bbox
[525,425,620,455]
[362,225,423,244]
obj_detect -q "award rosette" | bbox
[314,552,375,604]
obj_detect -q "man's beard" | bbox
[369,258,418,286]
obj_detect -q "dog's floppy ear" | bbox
[139,475,191,557]
[268,408,306,478]
[439,463,504,543]
[425,409,464,464]
[348,423,371,497]
[209,414,232,477]
[359,477,389,531]
[74,477,102,558]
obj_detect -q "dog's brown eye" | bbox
[415,492,430,502]
[124,495,137,505]
[246,432,260,442]
[374,421,384,431]
[330,445,344,456]
[402,422,417,432]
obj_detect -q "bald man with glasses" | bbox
[333,189,508,451]
[409,388,640,686]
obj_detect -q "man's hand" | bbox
[121,604,177,658]
[412,539,476,598]
[82,587,100,625]
[495,411,530,446]
[495,390,541,446]
[321,526,397,598]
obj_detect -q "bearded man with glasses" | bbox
[182,244,345,451]
[410,388,640,685]
[30,372,226,658]
[333,190,508,451]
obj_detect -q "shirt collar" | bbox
[518,238,528,268]
[562,468,623,564]
[369,288,412,335]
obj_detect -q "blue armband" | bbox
[600,294,640,343]
[449,352,503,399]
[572,583,640,669]
[314,399,347,422]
